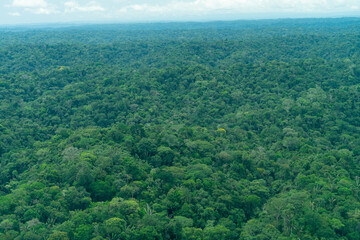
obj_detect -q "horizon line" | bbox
[1,15,360,28]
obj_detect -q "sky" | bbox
[1,0,360,25]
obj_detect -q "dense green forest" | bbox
[0,18,360,239]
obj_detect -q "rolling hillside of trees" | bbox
[0,18,359,239]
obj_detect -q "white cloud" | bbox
[25,7,52,14]
[64,1,105,12]
[8,11,21,16]
[12,0,47,8]
[2,0,360,24]
[118,0,262,16]
[118,0,360,15]
[11,0,57,15]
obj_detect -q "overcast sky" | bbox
[1,0,360,25]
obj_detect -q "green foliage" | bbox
[0,19,359,239]
[48,231,70,240]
